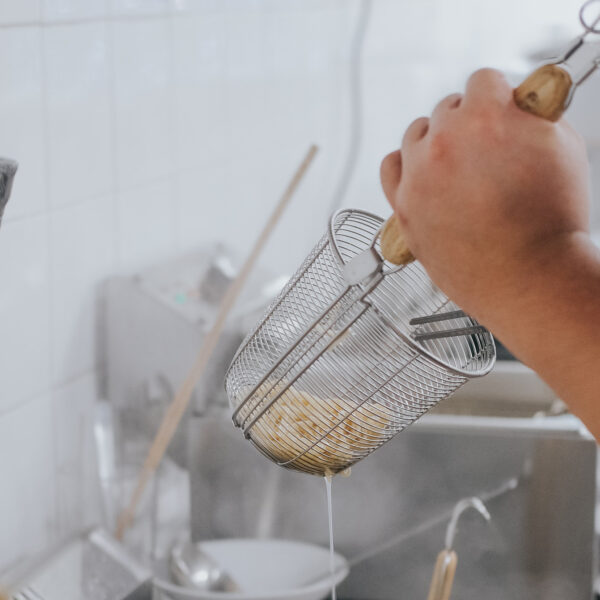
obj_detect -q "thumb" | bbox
[380,150,403,209]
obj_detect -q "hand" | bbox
[380,68,600,439]
[380,68,591,328]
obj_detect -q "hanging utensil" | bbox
[426,498,491,600]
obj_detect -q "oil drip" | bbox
[324,474,336,600]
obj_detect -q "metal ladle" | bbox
[170,540,240,593]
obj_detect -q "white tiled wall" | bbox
[0,0,593,568]
[0,0,355,569]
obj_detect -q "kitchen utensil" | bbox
[10,588,44,600]
[170,540,240,592]
[0,158,17,229]
[115,145,318,540]
[513,0,600,119]
[1,528,151,600]
[225,3,600,477]
[153,539,349,600]
[426,498,490,600]
[225,207,495,477]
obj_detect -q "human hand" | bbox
[380,68,591,328]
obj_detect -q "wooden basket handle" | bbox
[380,64,573,265]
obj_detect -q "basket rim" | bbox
[327,208,383,266]
[225,209,496,416]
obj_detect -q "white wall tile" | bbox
[50,195,115,385]
[44,23,113,207]
[0,0,41,25]
[172,13,228,170]
[215,146,328,275]
[225,9,264,80]
[108,0,173,17]
[0,27,46,221]
[42,0,107,22]
[53,372,102,537]
[257,10,295,79]
[0,393,56,567]
[180,0,222,14]
[174,164,226,253]
[224,79,269,161]
[569,77,600,148]
[0,215,50,414]
[116,179,176,271]
[112,18,174,190]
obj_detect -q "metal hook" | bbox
[444,497,491,551]
[579,0,600,35]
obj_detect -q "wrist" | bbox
[477,231,599,360]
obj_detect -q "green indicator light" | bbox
[175,292,187,304]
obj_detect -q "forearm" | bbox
[476,233,600,439]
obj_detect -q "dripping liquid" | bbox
[324,475,336,600]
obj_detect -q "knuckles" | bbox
[427,129,453,162]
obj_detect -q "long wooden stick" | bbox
[115,145,319,540]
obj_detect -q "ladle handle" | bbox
[380,63,574,265]
[426,549,458,600]
[513,63,573,122]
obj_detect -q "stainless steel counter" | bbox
[188,405,596,599]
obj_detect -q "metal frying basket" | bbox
[225,209,495,476]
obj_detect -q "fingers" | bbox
[383,68,511,214]
[402,116,429,150]
[430,93,463,128]
[463,68,512,109]
[380,150,402,207]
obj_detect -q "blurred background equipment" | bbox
[0,158,17,229]
[104,245,289,545]
[2,529,151,600]
[153,539,349,600]
[111,144,316,540]
[188,401,596,599]
[103,237,597,599]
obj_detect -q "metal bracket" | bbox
[342,247,382,285]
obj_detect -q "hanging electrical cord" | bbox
[328,0,373,214]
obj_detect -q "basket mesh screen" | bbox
[226,210,494,475]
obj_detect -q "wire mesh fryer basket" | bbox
[225,209,495,475]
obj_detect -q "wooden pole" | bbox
[115,145,319,540]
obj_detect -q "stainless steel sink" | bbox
[188,400,596,599]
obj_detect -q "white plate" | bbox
[153,538,349,600]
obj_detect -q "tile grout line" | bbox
[37,16,62,544]
[2,165,211,226]
[0,10,188,30]
[0,367,98,419]
[167,12,179,254]
[107,15,122,274]
[100,9,121,401]
[0,2,335,31]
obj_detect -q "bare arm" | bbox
[380,68,600,439]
